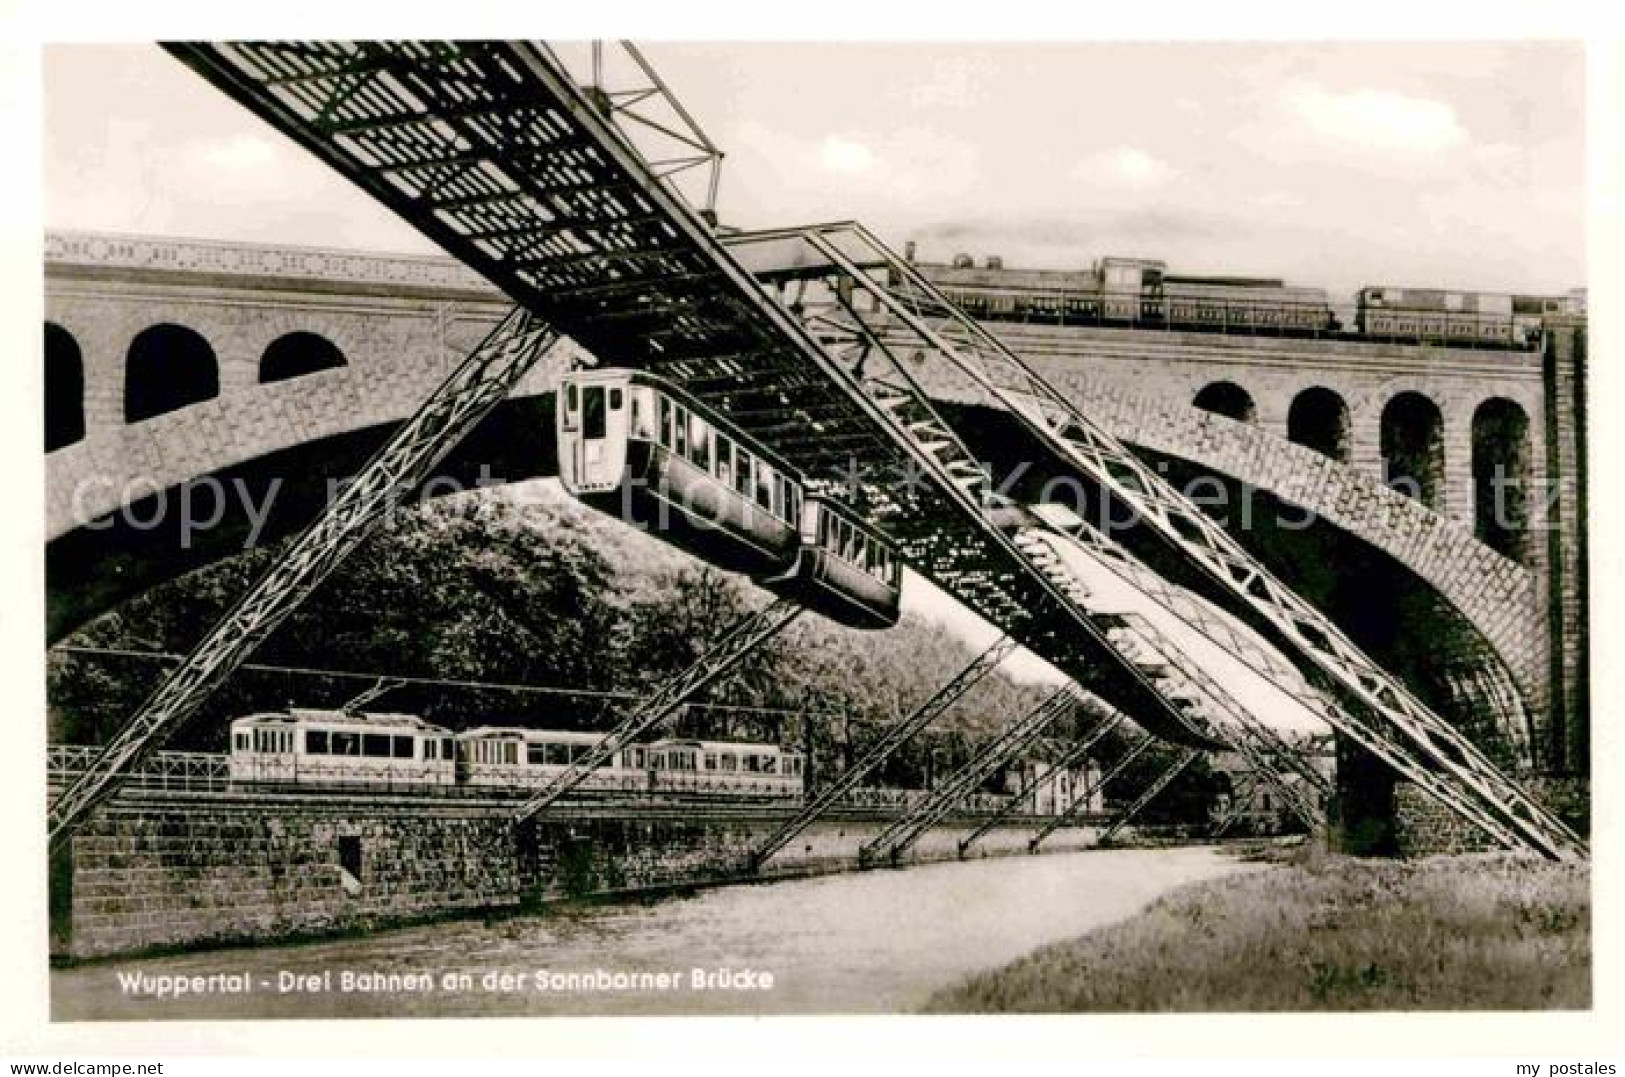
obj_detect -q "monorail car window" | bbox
[659,396,673,448]
[526,743,545,765]
[564,384,579,430]
[630,388,654,439]
[393,735,414,759]
[704,752,718,771]
[609,387,623,411]
[333,732,360,756]
[234,731,249,752]
[715,434,734,485]
[688,413,709,469]
[754,462,773,511]
[545,742,570,766]
[734,449,754,496]
[583,386,607,440]
[425,739,437,761]
[363,733,390,758]
[306,730,329,754]
[673,406,688,456]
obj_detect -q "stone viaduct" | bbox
[42,231,1588,783]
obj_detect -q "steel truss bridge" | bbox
[47,41,1585,863]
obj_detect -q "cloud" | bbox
[1074,146,1176,188]
[818,135,877,175]
[1284,84,1467,154]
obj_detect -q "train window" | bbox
[443,738,454,760]
[673,407,687,456]
[629,389,653,439]
[608,387,623,410]
[715,435,733,485]
[504,742,518,766]
[583,386,606,440]
[734,450,754,496]
[762,755,777,774]
[425,739,438,761]
[743,754,761,773]
[363,733,390,758]
[526,743,545,765]
[720,754,737,772]
[566,383,578,414]
[234,731,249,752]
[787,485,801,528]
[771,476,786,520]
[688,413,709,469]
[393,735,414,759]
[754,463,773,511]
[332,732,360,756]
[306,730,329,755]
[704,752,718,771]
[658,396,673,448]
[633,748,645,769]
[545,743,570,766]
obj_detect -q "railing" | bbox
[46,747,1083,818]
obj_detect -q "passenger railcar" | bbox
[911,255,1333,336]
[557,368,902,630]
[763,495,901,629]
[646,738,804,797]
[228,708,456,787]
[1355,286,1516,346]
[456,727,646,791]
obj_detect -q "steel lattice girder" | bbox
[958,708,1126,856]
[748,637,1016,870]
[512,597,803,823]
[158,42,1219,758]
[48,309,559,846]
[1029,737,1157,851]
[1095,750,1202,846]
[859,688,1075,865]
[731,221,1584,862]
[161,44,1581,860]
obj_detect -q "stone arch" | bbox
[1380,391,1445,510]
[125,323,220,422]
[45,322,84,451]
[1472,397,1532,565]
[260,330,347,384]
[1287,386,1351,463]
[1192,380,1257,423]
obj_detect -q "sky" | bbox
[43,41,1587,303]
[36,39,1591,713]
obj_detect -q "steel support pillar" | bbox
[747,636,1017,869]
[859,688,1074,866]
[48,309,558,847]
[1029,738,1155,852]
[1094,749,1201,847]
[513,597,804,822]
[958,708,1126,857]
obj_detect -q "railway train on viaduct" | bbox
[908,247,1585,349]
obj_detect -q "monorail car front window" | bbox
[583,386,607,440]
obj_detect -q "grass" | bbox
[923,847,1590,1012]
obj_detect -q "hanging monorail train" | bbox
[557,368,902,630]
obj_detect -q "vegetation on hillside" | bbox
[48,481,1212,799]
[923,849,1590,1011]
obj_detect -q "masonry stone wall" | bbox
[53,795,1103,962]
[56,798,522,961]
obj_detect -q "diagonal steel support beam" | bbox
[1212,772,1263,839]
[1029,737,1155,852]
[958,707,1126,857]
[1094,750,1202,847]
[738,221,1583,862]
[513,597,804,823]
[859,688,1075,866]
[48,308,559,847]
[748,636,1016,869]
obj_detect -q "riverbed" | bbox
[53,844,1261,1019]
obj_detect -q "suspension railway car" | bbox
[557,368,902,629]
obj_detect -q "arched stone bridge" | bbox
[44,231,1585,773]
